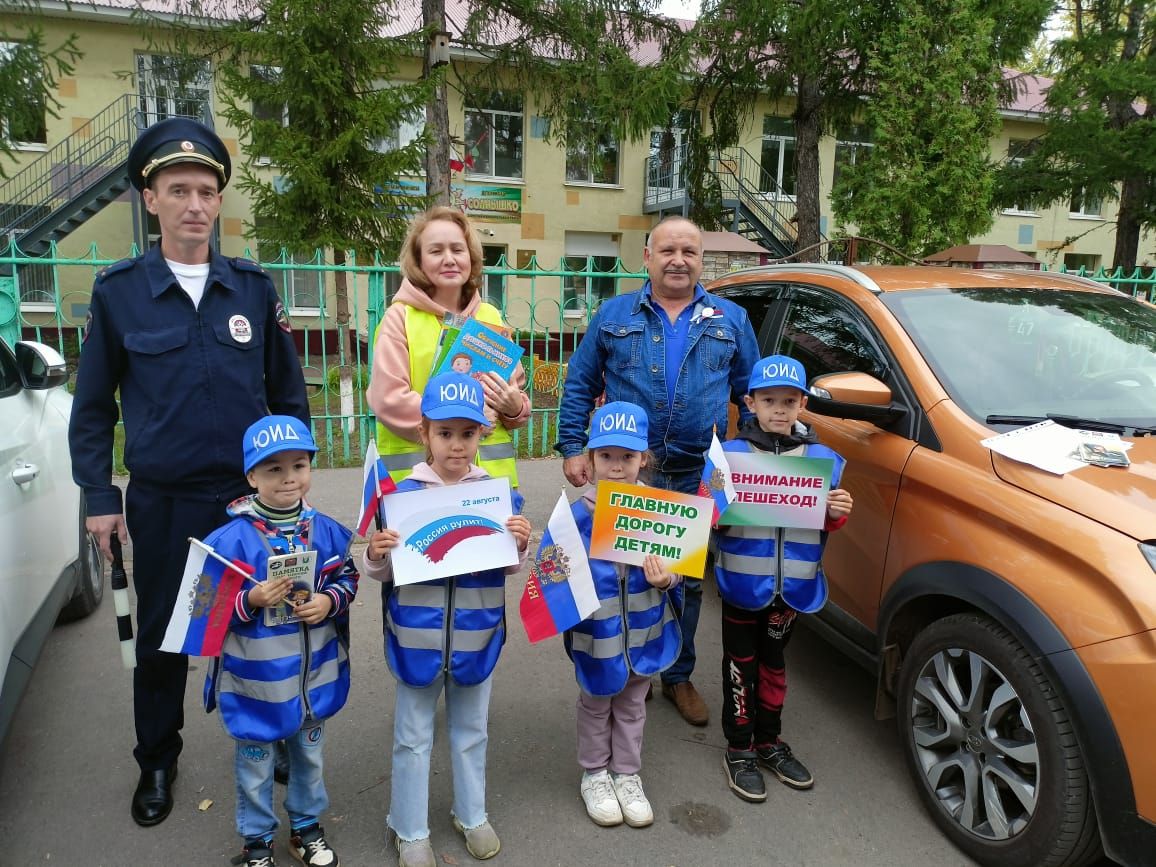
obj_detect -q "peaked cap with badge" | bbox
[128,117,232,191]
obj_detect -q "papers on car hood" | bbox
[982,420,1132,475]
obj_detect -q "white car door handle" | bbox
[11,463,40,485]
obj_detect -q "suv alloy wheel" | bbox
[896,614,1102,866]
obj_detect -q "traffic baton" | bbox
[110,533,137,670]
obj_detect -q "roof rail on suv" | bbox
[723,262,884,294]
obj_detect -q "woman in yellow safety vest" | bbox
[368,206,530,485]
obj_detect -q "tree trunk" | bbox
[424,0,451,205]
[333,251,354,435]
[793,75,823,263]
[1112,174,1144,271]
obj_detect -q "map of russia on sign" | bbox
[718,451,834,530]
[589,481,715,578]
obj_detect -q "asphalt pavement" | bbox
[0,459,974,866]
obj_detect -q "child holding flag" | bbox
[199,415,358,867]
[714,356,853,803]
[362,372,532,867]
[545,402,683,829]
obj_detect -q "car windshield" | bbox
[884,287,1156,428]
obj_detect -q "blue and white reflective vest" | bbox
[383,477,525,688]
[714,440,845,613]
[563,499,682,698]
[204,499,357,742]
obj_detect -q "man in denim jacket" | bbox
[556,216,760,726]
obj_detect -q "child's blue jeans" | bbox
[388,674,493,842]
[234,721,328,843]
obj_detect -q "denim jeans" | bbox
[652,468,707,685]
[388,675,494,842]
[234,721,328,843]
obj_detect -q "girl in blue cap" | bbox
[362,372,532,867]
[552,401,683,829]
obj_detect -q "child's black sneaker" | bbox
[722,749,766,802]
[289,824,339,866]
[233,840,276,867]
[756,740,814,789]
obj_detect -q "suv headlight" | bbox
[1142,542,1156,573]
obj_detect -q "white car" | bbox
[0,337,104,745]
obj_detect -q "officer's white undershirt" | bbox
[166,259,211,309]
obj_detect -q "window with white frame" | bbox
[832,122,872,192]
[647,109,698,193]
[0,41,47,145]
[254,218,321,311]
[565,125,619,185]
[1003,138,1039,214]
[482,245,507,310]
[465,91,523,179]
[137,53,211,125]
[1070,187,1102,218]
[562,232,619,317]
[250,65,287,164]
[759,116,796,197]
[370,83,424,154]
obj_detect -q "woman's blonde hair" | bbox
[399,206,485,310]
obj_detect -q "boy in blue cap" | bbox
[202,415,358,867]
[714,356,853,802]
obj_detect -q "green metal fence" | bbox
[0,240,648,466]
[3,242,1154,466]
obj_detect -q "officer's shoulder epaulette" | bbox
[94,258,137,284]
[229,256,267,274]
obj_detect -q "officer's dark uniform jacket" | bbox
[714,421,846,615]
[69,245,309,514]
[563,489,683,698]
[203,496,358,744]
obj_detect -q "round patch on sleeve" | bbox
[82,309,93,343]
[274,300,292,333]
[228,314,253,343]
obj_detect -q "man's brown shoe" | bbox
[661,681,709,726]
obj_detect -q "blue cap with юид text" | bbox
[747,355,808,394]
[421,372,490,426]
[243,415,317,473]
[587,401,649,451]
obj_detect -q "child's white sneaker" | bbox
[580,769,624,826]
[611,772,654,828]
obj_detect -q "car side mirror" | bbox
[807,371,906,425]
[15,341,69,390]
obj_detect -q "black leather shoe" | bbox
[131,762,177,826]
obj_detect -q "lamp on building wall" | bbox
[429,31,451,69]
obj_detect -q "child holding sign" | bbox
[362,372,531,867]
[203,415,359,867]
[715,356,853,803]
[556,402,683,828]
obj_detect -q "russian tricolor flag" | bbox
[698,432,737,525]
[356,440,397,537]
[520,492,598,643]
[160,538,253,657]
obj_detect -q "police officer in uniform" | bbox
[68,117,309,827]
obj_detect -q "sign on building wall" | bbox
[376,178,522,224]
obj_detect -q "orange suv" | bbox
[710,264,1156,867]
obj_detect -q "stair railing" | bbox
[0,94,146,235]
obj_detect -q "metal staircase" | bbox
[643,142,811,259]
[0,94,144,263]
